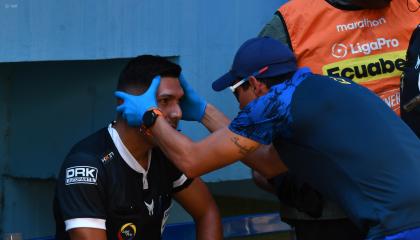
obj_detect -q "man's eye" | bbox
[159,99,169,105]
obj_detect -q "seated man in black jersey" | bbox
[53,55,222,240]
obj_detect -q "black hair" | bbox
[256,71,296,88]
[117,55,181,93]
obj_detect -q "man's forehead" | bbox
[158,76,184,96]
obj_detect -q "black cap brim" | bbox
[212,71,237,92]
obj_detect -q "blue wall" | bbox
[0,0,287,238]
[0,0,288,181]
[0,0,283,62]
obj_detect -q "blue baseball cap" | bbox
[212,37,297,91]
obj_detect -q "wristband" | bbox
[142,108,163,129]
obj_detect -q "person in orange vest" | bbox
[261,0,419,114]
[255,0,420,239]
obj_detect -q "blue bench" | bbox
[28,213,293,240]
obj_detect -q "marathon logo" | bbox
[323,50,406,83]
[336,17,386,32]
[65,166,98,185]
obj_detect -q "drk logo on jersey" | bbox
[65,166,98,185]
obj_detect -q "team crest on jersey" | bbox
[65,166,98,185]
[118,223,137,240]
[144,199,154,216]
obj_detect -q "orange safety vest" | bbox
[279,0,420,114]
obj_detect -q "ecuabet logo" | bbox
[118,223,137,240]
[332,43,348,59]
[65,166,98,185]
[323,51,406,83]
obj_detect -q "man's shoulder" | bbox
[298,73,356,88]
[65,127,111,166]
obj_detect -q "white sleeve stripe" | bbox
[173,174,188,188]
[65,218,106,231]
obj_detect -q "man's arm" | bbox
[68,228,106,240]
[151,116,260,178]
[174,178,223,240]
[115,76,285,178]
[241,144,288,178]
[201,104,230,132]
[201,104,288,179]
[55,152,108,240]
[252,170,276,194]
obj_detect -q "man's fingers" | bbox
[179,73,188,88]
[114,91,129,100]
[146,75,161,95]
[116,104,126,113]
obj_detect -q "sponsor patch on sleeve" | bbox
[65,166,98,185]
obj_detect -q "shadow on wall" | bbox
[0,59,130,238]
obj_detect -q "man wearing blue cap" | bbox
[115,37,420,239]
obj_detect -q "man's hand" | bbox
[115,76,161,126]
[179,74,207,121]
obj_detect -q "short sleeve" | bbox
[165,158,193,193]
[55,152,107,230]
[229,84,295,145]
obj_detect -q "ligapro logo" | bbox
[331,43,348,59]
[336,17,386,32]
[332,37,399,59]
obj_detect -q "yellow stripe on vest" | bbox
[322,50,406,83]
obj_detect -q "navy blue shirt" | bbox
[229,68,420,238]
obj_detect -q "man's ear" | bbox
[249,76,268,96]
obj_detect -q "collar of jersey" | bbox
[107,124,151,175]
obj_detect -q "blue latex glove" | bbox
[179,74,207,121]
[115,76,161,126]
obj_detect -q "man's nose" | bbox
[168,104,182,120]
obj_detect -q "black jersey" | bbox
[54,125,192,240]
